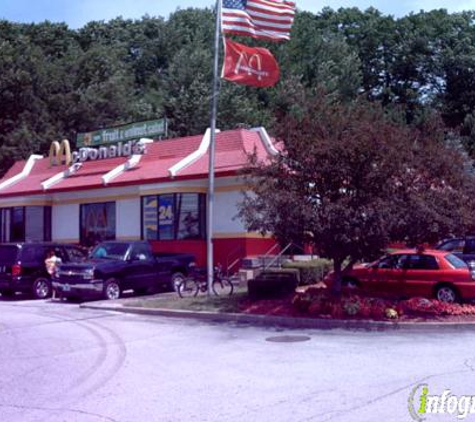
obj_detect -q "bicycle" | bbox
[177,264,234,298]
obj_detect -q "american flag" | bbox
[221,0,296,42]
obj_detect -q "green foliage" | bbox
[282,259,333,285]
[2,7,475,179]
[238,94,475,295]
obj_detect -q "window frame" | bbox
[405,254,440,270]
[141,193,206,241]
[79,201,117,246]
[0,206,52,243]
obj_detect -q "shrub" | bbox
[283,259,333,285]
[293,291,475,320]
[292,291,397,320]
[248,270,299,300]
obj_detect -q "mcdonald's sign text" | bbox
[49,140,145,167]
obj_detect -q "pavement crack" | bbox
[0,313,119,334]
[0,402,121,422]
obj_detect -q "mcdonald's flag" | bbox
[221,38,280,87]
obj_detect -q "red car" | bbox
[326,249,475,303]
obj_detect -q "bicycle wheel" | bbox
[177,278,199,298]
[212,278,234,296]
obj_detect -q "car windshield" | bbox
[444,253,468,269]
[90,243,129,260]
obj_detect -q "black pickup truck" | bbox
[52,241,195,300]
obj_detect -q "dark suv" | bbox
[0,243,87,299]
[436,237,475,267]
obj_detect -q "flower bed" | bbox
[240,284,475,322]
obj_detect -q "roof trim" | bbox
[0,154,43,192]
[102,138,153,185]
[251,127,279,156]
[41,163,83,191]
[168,128,220,178]
[0,171,240,199]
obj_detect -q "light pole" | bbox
[207,0,222,296]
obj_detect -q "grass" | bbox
[127,289,249,313]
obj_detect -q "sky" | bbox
[0,0,475,29]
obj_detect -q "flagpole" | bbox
[207,0,222,296]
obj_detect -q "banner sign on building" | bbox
[77,118,167,147]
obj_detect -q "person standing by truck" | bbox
[45,250,62,299]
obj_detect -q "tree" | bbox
[238,93,475,295]
[278,11,362,100]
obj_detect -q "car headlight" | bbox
[83,269,95,280]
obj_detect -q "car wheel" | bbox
[435,285,457,303]
[103,279,121,300]
[170,272,185,292]
[32,278,51,299]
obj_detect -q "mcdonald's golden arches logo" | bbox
[222,38,279,88]
[49,139,72,166]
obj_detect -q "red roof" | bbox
[0,128,276,198]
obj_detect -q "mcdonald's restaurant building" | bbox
[0,126,278,267]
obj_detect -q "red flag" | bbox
[221,38,280,87]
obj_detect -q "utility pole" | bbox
[206,0,222,296]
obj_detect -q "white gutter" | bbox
[250,127,279,156]
[0,154,43,191]
[102,138,153,185]
[41,163,83,191]
[168,128,219,178]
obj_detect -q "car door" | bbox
[122,244,156,289]
[401,253,440,298]
[363,254,405,296]
[17,246,48,285]
[154,255,176,285]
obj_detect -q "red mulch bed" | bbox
[238,286,475,323]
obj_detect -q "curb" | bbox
[79,302,475,331]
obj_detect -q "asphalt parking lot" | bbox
[0,296,474,422]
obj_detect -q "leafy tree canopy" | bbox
[4,7,475,175]
[238,93,475,294]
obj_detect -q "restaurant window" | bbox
[80,202,116,247]
[0,206,52,243]
[141,193,206,240]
